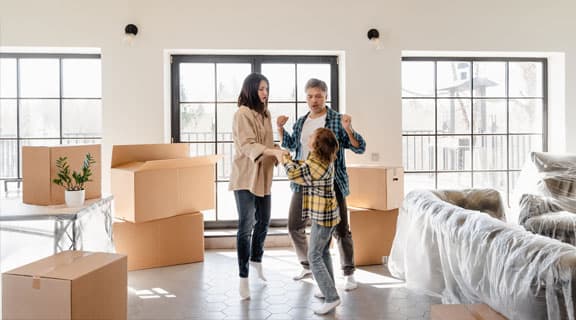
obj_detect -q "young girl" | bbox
[280,127,341,315]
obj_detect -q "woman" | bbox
[229,73,285,300]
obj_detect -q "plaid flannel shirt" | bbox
[283,153,340,227]
[281,107,366,196]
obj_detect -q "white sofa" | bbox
[517,152,576,246]
[389,189,576,320]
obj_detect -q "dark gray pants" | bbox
[287,185,355,276]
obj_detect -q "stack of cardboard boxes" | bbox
[346,165,404,266]
[110,144,218,271]
[5,146,127,319]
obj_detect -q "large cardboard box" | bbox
[2,251,127,320]
[349,208,398,266]
[430,304,507,320]
[111,143,217,223]
[22,144,102,205]
[113,212,204,271]
[347,165,404,210]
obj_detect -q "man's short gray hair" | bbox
[304,78,328,93]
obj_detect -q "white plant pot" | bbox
[65,189,86,207]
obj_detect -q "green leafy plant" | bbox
[52,153,96,191]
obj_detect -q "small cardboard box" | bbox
[347,166,404,210]
[2,251,127,320]
[113,212,204,271]
[349,208,398,266]
[430,304,507,320]
[111,143,217,223]
[22,144,102,205]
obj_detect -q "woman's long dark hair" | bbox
[238,73,269,117]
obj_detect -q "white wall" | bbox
[2,0,576,191]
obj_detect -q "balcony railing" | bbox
[402,133,540,172]
[0,137,102,180]
[173,132,288,181]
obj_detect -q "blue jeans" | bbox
[309,222,339,303]
[234,190,271,278]
[288,185,356,275]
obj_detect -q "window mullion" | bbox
[253,57,261,73]
[16,58,21,179]
[470,61,475,188]
[173,54,337,226]
[402,56,547,205]
[214,63,219,222]
[506,61,511,205]
[3,53,101,181]
[171,56,181,143]
[294,64,298,118]
[59,58,63,144]
[434,61,438,189]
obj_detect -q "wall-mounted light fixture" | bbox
[367,28,382,50]
[123,24,139,46]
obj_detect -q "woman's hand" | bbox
[264,148,289,164]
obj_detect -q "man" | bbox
[277,78,366,291]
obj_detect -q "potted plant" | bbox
[52,153,96,207]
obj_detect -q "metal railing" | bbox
[0,137,102,180]
[402,133,540,172]
[182,132,287,181]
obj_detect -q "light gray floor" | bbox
[0,186,440,319]
[127,248,440,320]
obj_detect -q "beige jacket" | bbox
[228,106,276,197]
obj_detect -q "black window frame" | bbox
[401,56,548,204]
[0,53,102,181]
[170,54,339,228]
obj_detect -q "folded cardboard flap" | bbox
[113,156,219,172]
[111,144,219,223]
[111,143,190,167]
[113,162,146,171]
[136,156,219,171]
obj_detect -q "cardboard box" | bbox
[347,166,404,210]
[430,304,507,320]
[2,251,127,320]
[349,208,398,266]
[111,143,217,223]
[113,212,204,271]
[22,144,102,205]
